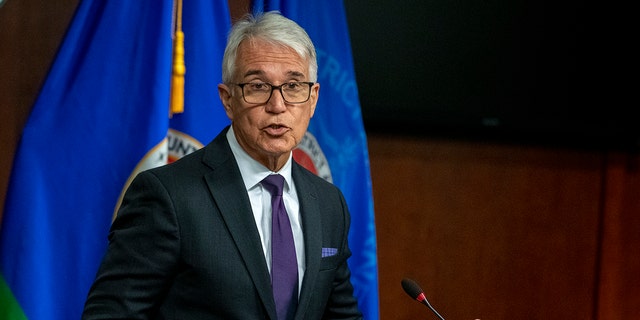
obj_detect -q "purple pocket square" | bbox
[321,247,338,257]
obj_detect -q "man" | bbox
[82,11,363,320]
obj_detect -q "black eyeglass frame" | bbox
[232,81,316,104]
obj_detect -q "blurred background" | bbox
[1,0,637,319]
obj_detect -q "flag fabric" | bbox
[253,1,380,319]
[0,1,230,319]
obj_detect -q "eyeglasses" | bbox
[233,81,315,104]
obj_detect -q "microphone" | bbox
[401,278,446,320]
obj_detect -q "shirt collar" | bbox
[226,126,293,192]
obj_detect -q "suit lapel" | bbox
[201,130,278,320]
[292,164,323,320]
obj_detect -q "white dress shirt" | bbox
[226,127,306,294]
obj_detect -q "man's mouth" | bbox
[264,124,288,136]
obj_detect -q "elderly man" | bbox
[82,11,363,320]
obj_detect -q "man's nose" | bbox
[265,87,287,113]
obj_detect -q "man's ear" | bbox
[218,84,234,120]
[308,82,320,118]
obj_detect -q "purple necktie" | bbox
[262,174,298,320]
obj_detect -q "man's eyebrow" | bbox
[243,69,264,78]
[241,70,307,79]
[287,71,305,78]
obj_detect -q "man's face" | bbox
[218,38,319,170]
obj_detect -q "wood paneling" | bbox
[597,153,640,319]
[368,135,605,319]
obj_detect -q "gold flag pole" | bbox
[169,0,185,117]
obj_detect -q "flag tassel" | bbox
[170,0,185,116]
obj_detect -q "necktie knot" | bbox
[262,174,285,197]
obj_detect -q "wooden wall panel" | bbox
[368,134,604,319]
[597,153,640,319]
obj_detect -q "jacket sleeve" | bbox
[82,170,180,319]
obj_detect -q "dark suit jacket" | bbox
[82,127,363,320]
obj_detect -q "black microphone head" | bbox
[401,278,446,320]
[401,278,424,300]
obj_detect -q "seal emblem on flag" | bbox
[113,129,204,220]
[167,129,204,163]
[293,131,333,183]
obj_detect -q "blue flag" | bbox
[0,1,230,319]
[253,1,380,318]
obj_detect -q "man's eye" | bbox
[248,83,268,91]
[285,82,301,90]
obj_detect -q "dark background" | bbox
[345,0,635,150]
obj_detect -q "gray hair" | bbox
[221,11,318,84]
